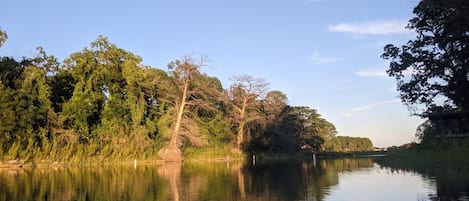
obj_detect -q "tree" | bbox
[289,106,334,151]
[187,74,229,147]
[0,57,23,89]
[381,0,469,116]
[248,90,288,152]
[15,66,52,143]
[61,36,155,148]
[227,75,269,150]
[263,90,288,121]
[266,106,301,152]
[0,50,57,150]
[48,70,75,113]
[0,57,21,147]
[0,28,7,47]
[157,56,220,161]
[324,136,373,152]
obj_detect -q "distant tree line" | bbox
[324,137,374,152]
[0,33,373,161]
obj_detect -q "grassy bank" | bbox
[378,138,469,169]
[0,141,384,167]
[0,142,249,167]
[182,146,246,161]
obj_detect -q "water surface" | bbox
[0,158,467,201]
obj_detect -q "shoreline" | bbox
[0,151,387,169]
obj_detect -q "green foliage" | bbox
[0,82,16,142]
[0,57,23,88]
[0,35,356,163]
[382,0,469,144]
[382,138,469,168]
[0,28,7,47]
[382,0,469,116]
[260,106,338,153]
[323,136,374,152]
[183,146,244,161]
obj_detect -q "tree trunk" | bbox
[169,80,188,148]
[237,98,247,149]
[158,80,188,161]
[237,121,245,148]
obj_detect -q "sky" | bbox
[0,0,425,147]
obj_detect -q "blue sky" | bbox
[0,0,424,147]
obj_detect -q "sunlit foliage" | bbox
[0,36,370,161]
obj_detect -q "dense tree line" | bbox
[323,136,374,152]
[0,33,372,161]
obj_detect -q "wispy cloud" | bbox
[355,69,388,77]
[310,52,339,65]
[328,20,409,35]
[343,99,400,117]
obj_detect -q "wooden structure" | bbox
[425,111,469,138]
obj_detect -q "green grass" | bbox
[183,146,245,161]
[378,138,469,169]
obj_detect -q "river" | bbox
[0,158,467,201]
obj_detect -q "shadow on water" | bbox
[376,158,469,201]
[1,157,466,200]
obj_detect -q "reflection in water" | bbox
[0,165,164,201]
[430,168,469,200]
[377,159,469,201]
[0,158,465,201]
[157,163,181,201]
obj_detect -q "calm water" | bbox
[0,158,468,201]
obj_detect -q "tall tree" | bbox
[0,57,23,147]
[382,0,469,116]
[252,90,289,152]
[158,56,217,161]
[279,106,337,152]
[0,50,56,149]
[263,90,288,121]
[61,36,147,145]
[15,66,52,142]
[227,75,269,150]
[290,107,323,151]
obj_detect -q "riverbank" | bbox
[246,151,385,162]
[377,138,469,169]
[0,146,247,168]
[1,143,386,168]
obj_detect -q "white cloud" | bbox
[343,99,400,117]
[355,69,388,77]
[310,52,339,65]
[328,20,409,35]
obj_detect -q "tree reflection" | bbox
[0,158,376,201]
[157,163,182,201]
[0,165,165,201]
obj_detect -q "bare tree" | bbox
[158,55,220,161]
[227,75,269,150]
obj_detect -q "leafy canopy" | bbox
[382,0,469,116]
